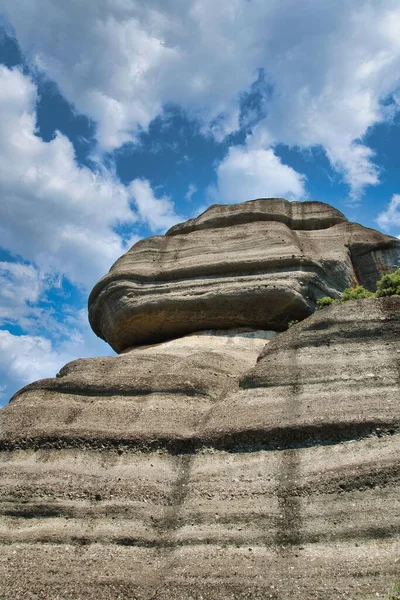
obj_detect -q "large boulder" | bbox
[0,298,399,599]
[88,198,400,352]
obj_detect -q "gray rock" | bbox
[0,299,399,599]
[1,198,399,599]
[166,197,347,234]
[89,198,400,352]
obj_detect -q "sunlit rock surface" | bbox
[89,198,400,352]
[1,299,399,599]
[1,198,400,600]
[1,329,275,446]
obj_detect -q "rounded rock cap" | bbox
[88,198,400,353]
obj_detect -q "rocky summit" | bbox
[89,198,399,352]
[0,198,399,600]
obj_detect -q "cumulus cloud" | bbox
[0,261,43,324]
[0,310,111,405]
[185,184,198,202]
[0,262,64,341]
[212,145,306,204]
[0,66,138,289]
[129,178,182,232]
[0,328,78,404]
[0,66,140,403]
[3,1,400,196]
[1,0,256,150]
[0,330,64,391]
[376,194,400,232]
[0,66,187,404]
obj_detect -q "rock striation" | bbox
[89,198,400,352]
[1,198,400,600]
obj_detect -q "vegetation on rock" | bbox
[340,285,374,300]
[375,267,400,297]
[387,582,400,600]
[316,296,339,310]
[287,319,299,327]
[317,268,400,310]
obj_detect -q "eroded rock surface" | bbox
[1,298,399,599]
[89,198,400,352]
[1,330,275,448]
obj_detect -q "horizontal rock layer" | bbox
[166,198,347,235]
[88,198,400,352]
[1,298,399,599]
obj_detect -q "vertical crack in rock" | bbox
[148,356,247,598]
[275,348,302,597]
[159,453,193,542]
[144,454,193,600]
[276,446,302,547]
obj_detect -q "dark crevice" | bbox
[10,383,209,403]
[1,505,69,519]
[90,257,338,294]
[117,523,400,546]
[241,374,399,389]
[2,463,397,522]
[1,422,397,454]
[1,523,398,548]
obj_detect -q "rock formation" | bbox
[0,198,399,600]
[89,198,400,352]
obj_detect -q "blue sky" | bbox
[1,0,400,405]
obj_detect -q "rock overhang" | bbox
[88,198,400,353]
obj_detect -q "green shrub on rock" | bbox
[387,582,400,600]
[287,319,299,327]
[375,268,400,297]
[316,268,400,311]
[340,285,374,301]
[316,296,338,310]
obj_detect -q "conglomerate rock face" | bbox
[89,198,400,352]
[0,199,400,600]
[1,299,399,599]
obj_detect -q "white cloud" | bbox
[129,178,182,232]
[3,1,400,195]
[0,66,138,289]
[376,194,400,232]
[0,67,187,405]
[1,0,256,150]
[0,311,112,405]
[0,330,63,389]
[0,66,144,404]
[0,261,47,329]
[184,183,197,202]
[0,261,65,335]
[213,145,306,204]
